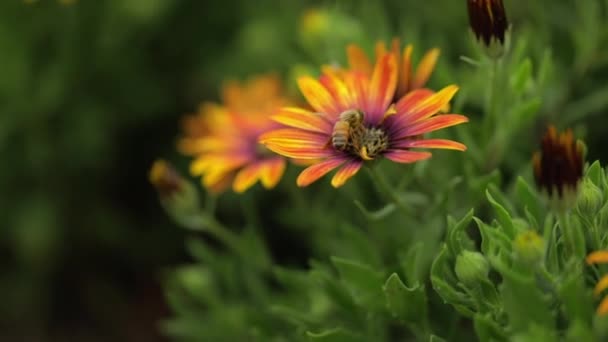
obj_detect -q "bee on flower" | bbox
[178,75,288,193]
[260,43,468,188]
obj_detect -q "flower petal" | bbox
[331,159,363,187]
[393,138,467,151]
[260,128,333,159]
[190,154,249,175]
[233,162,264,193]
[297,156,347,187]
[343,72,369,116]
[392,114,469,139]
[319,72,356,113]
[598,296,608,315]
[384,150,432,164]
[260,157,286,189]
[594,275,608,296]
[347,44,372,75]
[587,251,608,264]
[297,76,338,115]
[271,107,332,134]
[397,44,413,96]
[367,53,398,124]
[412,48,440,89]
[395,85,458,124]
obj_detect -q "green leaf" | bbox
[486,189,516,238]
[430,245,476,317]
[429,335,447,342]
[383,273,427,323]
[510,97,542,130]
[558,263,593,325]
[510,58,532,96]
[330,256,384,309]
[270,305,316,326]
[402,242,424,285]
[586,160,603,185]
[566,320,594,342]
[447,209,475,256]
[306,328,365,342]
[498,264,555,332]
[474,313,507,342]
[353,200,396,221]
[474,217,512,258]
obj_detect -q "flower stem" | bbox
[366,164,411,216]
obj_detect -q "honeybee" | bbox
[331,109,364,151]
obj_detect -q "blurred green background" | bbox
[1,0,607,340]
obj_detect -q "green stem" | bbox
[366,164,411,216]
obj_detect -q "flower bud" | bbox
[576,179,604,217]
[455,250,490,286]
[466,0,510,59]
[513,230,544,264]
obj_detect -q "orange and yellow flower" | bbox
[178,75,287,193]
[260,46,468,188]
[586,251,608,315]
[334,39,440,102]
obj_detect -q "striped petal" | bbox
[297,156,347,187]
[397,44,413,96]
[392,114,469,140]
[271,107,332,134]
[395,85,458,124]
[233,162,264,193]
[260,157,286,189]
[412,48,440,89]
[393,138,467,151]
[347,44,372,75]
[595,275,608,296]
[260,128,332,159]
[384,150,432,164]
[343,72,369,117]
[367,53,398,124]
[319,72,355,113]
[298,76,339,115]
[587,251,608,264]
[331,159,363,187]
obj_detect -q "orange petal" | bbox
[233,162,264,193]
[260,158,286,189]
[384,150,432,164]
[598,296,608,315]
[190,155,249,175]
[397,114,469,138]
[331,159,363,187]
[397,44,414,96]
[587,251,608,264]
[394,138,467,151]
[319,73,355,113]
[271,107,332,134]
[343,72,369,117]
[296,157,347,187]
[260,128,333,159]
[297,76,338,115]
[412,48,440,89]
[595,275,608,296]
[368,53,398,121]
[347,44,372,75]
[396,85,459,124]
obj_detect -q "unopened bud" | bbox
[576,179,603,217]
[455,250,489,286]
[467,0,510,59]
[513,230,544,264]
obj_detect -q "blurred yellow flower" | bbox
[178,75,288,193]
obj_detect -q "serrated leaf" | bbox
[447,208,475,256]
[383,273,427,323]
[474,313,507,342]
[402,242,424,285]
[330,256,384,309]
[306,328,365,342]
[516,176,541,220]
[474,217,512,257]
[510,58,532,96]
[486,189,516,238]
